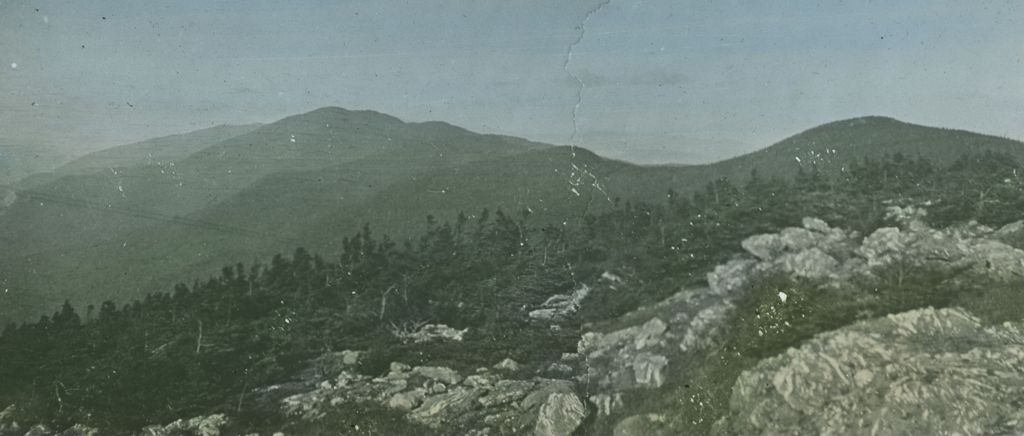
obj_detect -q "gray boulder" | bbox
[778,227,819,252]
[388,361,412,376]
[533,392,586,436]
[726,307,1024,435]
[312,350,362,378]
[409,387,483,427]
[993,220,1024,246]
[613,414,671,436]
[412,366,464,385]
[58,424,99,436]
[387,388,427,411]
[278,352,587,435]
[776,247,838,279]
[741,234,785,260]
[529,284,592,321]
[493,358,521,372]
[0,404,20,434]
[22,425,52,436]
[478,380,533,407]
[707,259,756,296]
[406,324,468,343]
[140,414,229,436]
[631,353,669,388]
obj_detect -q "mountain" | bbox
[15,124,262,189]
[597,116,1024,207]
[702,116,1024,181]
[2,112,1023,325]
[0,108,550,323]
[0,143,75,186]
[6,151,1024,435]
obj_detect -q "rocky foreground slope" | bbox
[5,205,1024,435]
[726,306,1024,435]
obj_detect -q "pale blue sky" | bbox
[1,0,1021,164]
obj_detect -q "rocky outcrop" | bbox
[493,358,521,372]
[529,284,591,321]
[21,426,50,436]
[0,405,20,435]
[855,208,1024,280]
[612,414,671,436]
[577,286,736,417]
[311,349,362,378]
[0,408,99,436]
[280,359,586,435]
[406,324,468,343]
[140,414,229,436]
[56,425,98,436]
[712,208,1024,297]
[390,322,469,344]
[534,392,586,436]
[578,209,1024,431]
[725,307,1024,435]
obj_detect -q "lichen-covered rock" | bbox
[678,301,735,353]
[412,366,464,385]
[741,234,785,260]
[589,393,624,416]
[579,317,667,360]
[631,353,669,388]
[707,259,756,296]
[387,388,427,411]
[776,247,838,279]
[529,284,592,321]
[22,424,52,436]
[577,285,740,414]
[406,323,468,343]
[993,220,1024,246]
[0,404,20,434]
[57,424,99,436]
[725,307,1024,435]
[857,226,906,267]
[520,379,576,412]
[613,414,671,436]
[409,387,484,427]
[545,362,574,376]
[533,392,586,436]
[311,350,362,378]
[278,354,585,435]
[140,414,228,436]
[578,317,669,392]
[477,380,533,408]
[860,206,1024,280]
[727,210,1024,294]
[493,358,521,372]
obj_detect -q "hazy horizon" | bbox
[2,0,1022,166]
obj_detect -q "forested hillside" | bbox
[4,112,1023,329]
[3,151,1022,435]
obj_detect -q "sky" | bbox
[1,0,1022,165]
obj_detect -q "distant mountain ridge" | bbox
[0,143,76,186]
[0,107,551,323]
[1,109,1023,324]
[705,116,1024,180]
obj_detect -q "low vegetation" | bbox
[2,151,1023,434]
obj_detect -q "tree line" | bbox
[1,151,1022,433]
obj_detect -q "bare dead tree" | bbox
[379,284,398,320]
[388,319,428,342]
[195,319,203,354]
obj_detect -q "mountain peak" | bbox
[289,106,406,126]
[807,115,905,132]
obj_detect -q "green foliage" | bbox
[662,261,1024,434]
[3,151,1024,434]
